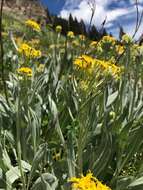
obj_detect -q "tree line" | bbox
[46,7,108,41]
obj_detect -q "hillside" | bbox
[3,0,46,20]
[3,0,109,41]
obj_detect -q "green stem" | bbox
[77,123,84,174]
[16,94,26,190]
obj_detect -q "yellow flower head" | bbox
[90,41,98,47]
[37,64,45,72]
[121,34,132,43]
[115,45,124,55]
[17,67,32,77]
[18,43,41,58]
[29,39,40,46]
[56,25,62,33]
[72,40,79,47]
[101,35,116,45]
[15,37,23,46]
[25,19,41,32]
[67,31,75,38]
[69,172,111,190]
[74,55,94,69]
[79,35,86,41]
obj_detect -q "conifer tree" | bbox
[119,26,125,40]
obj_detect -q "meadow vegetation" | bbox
[0,2,143,190]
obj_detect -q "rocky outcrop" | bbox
[4,0,46,19]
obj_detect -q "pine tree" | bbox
[119,26,125,40]
[79,19,87,35]
[46,7,52,24]
[89,25,100,40]
[68,14,74,31]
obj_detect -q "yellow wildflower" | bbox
[72,40,79,47]
[74,55,94,69]
[69,172,111,190]
[15,37,23,46]
[18,43,41,58]
[115,45,124,55]
[90,41,97,47]
[37,64,45,72]
[67,31,75,38]
[121,34,132,43]
[79,35,85,41]
[101,35,116,45]
[29,39,40,46]
[94,59,122,79]
[25,19,41,32]
[74,55,122,78]
[17,67,32,77]
[56,25,62,33]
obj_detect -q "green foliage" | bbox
[0,13,143,190]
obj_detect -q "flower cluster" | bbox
[67,31,75,38]
[18,43,41,58]
[74,55,122,78]
[94,58,122,79]
[17,67,32,77]
[25,19,41,32]
[101,35,116,45]
[74,55,94,69]
[69,172,111,190]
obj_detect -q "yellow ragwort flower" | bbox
[37,64,45,72]
[121,34,132,43]
[17,67,32,77]
[74,55,122,78]
[56,25,62,33]
[25,19,41,32]
[69,172,111,190]
[115,45,124,55]
[67,31,75,38]
[94,58,121,79]
[72,40,79,47]
[18,43,41,58]
[90,41,98,47]
[29,39,40,46]
[74,55,94,69]
[101,35,116,45]
[79,35,86,41]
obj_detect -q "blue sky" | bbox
[41,0,143,39]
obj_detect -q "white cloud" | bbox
[59,0,143,38]
[63,0,81,9]
[60,0,107,26]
